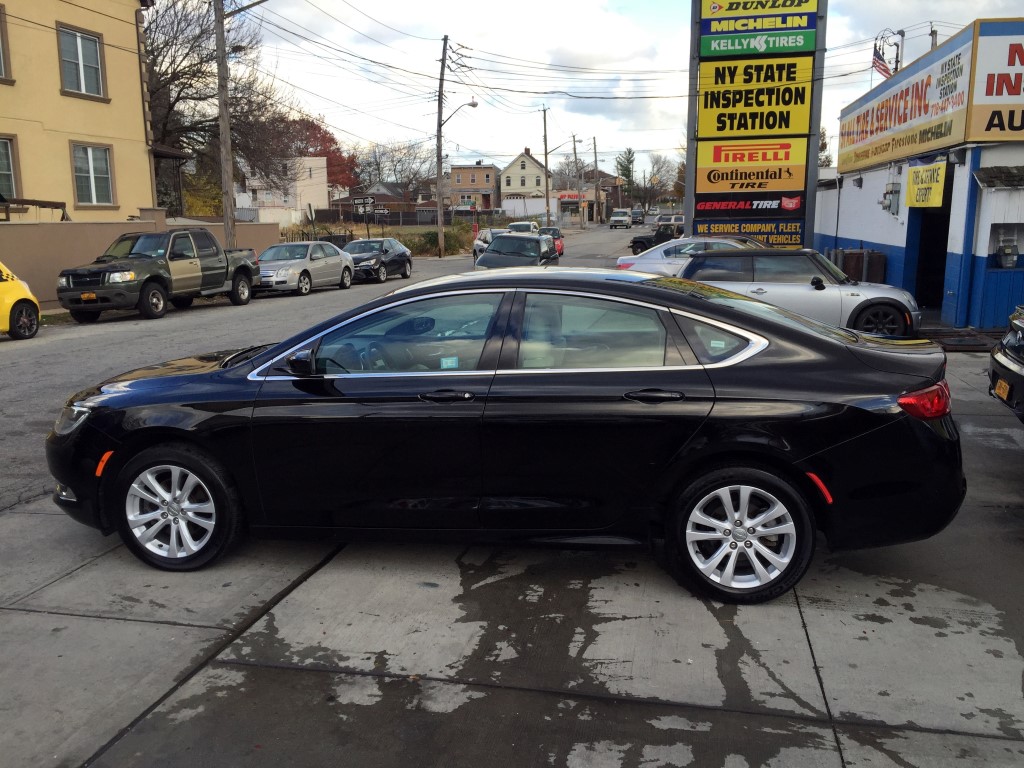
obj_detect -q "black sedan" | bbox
[46,269,965,603]
[341,237,413,283]
[989,304,1024,421]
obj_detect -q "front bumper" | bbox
[57,285,141,312]
[45,425,119,533]
[354,262,383,280]
[255,272,299,291]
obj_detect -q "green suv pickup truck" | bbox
[56,228,260,322]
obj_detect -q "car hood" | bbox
[61,258,149,273]
[88,349,250,393]
[846,335,945,381]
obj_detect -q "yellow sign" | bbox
[701,0,818,20]
[696,139,807,193]
[698,57,812,137]
[905,161,946,208]
[967,23,1024,141]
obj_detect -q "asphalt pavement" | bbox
[2,236,1023,767]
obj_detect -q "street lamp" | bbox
[436,98,477,257]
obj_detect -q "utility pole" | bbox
[572,133,582,229]
[214,0,269,249]
[542,106,550,225]
[592,137,601,224]
[435,35,449,258]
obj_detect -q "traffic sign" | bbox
[374,208,389,215]
[352,196,375,205]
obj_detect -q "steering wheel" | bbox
[365,341,397,371]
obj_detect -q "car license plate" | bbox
[995,378,1011,401]
[80,292,97,301]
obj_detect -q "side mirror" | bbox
[811,276,826,291]
[287,349,315,376]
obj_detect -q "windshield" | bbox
[810,251,853,283]
[99,233,167,261]
[259,244,309,262]
[508,223,533,232]
[344,240,384,255]
[539,228,560,237]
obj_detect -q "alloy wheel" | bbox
[125,464,217,559]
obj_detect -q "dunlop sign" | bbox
[905,160,947,208]
[698,56,812,137]
[701,0,818,19]
[696,138,807,193]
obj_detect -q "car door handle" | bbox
[419,390,475,403]
[624,389,685,404]
[750,288,767,295]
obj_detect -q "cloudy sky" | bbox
[243,0,1020,175]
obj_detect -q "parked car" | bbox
[631,209,645,224]
[342,238,413,283]
[615,237,757,274]
[649,206,661,216]
[475,233,558,270]
[539,226,564,256]
[56,228,259,322]
[473,228,511,259]
[988,304,1024,421]
[255,242,353,295]
[507,221,539,234]
[680,248,922,336]
[629,222,687,254]
[45,268,964,603]
[0,259,40,340]
[609,209,632,229]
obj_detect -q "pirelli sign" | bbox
[696,139,807,193]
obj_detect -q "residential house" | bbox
[499,148,550,202]
[0,0,156,221]
[450,160,499,210]
[235,156,328,228]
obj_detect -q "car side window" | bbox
[674,315,750,365]
[192,230,219,258]
[518,293,667,370]
[753,254,820,283]
[682,256,753,282]
[169,234,196,259]
[314,294,505,375]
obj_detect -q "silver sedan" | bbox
[255,241,354,296]
[617,237,752,276]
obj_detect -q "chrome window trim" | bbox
[248,288,509,381]
[669,308,769,368]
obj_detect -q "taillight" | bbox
[898,380,951,419]
[617,263,634,270]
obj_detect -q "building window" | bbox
[0,136,16,198]
[520,176,526,187]
[58,26,106,98]
[470,174,476,184]
[72,143,113,205]
[520,161,526,170]
[535,176,541,187]
[505,176,510,187]
[485,173,491,183]
[455,173,462,184]
[0,5,13,84]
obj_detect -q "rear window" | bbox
[489,236,540,258]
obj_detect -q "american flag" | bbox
[872,44,892,79]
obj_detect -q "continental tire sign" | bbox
[698,57,812,137]
[696,139,807,192]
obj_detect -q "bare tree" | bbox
[552,155,586,190]
[630,153,675,211]
[355,141,434,199]
[818,127,833,168]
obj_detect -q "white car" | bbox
[616,237,752,275]
[473,228,511,259]
[507,221,539,234]
[649,206,661,216]
[609,209,631,229]
[256,241,354,295]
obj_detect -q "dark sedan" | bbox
[46,269,965,603]
[342,237,413,283]
[989,304,1024,421]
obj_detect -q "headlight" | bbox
[107,271,136,284]
[275,267,295,278]
[359,257,379,267]
[53,404,93,436]
[57,275,69,288]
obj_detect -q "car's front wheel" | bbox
[853,304,906,336]
[294,272,312,296]
[137,282,167,319]
[631,243,645,255]
[113,443,244,571]
[8,300,39,339]
[401,259,412,279]
[669,466,814,603]
[375,264,388,283]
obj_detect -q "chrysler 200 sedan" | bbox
[46,269,965,603]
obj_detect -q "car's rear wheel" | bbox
[229,274,251,305]
[294,272,312,296]
[339,267,352,289]
[70,309,101,324]
[669,467,814,603]
[853,304,906,336]
[171,296,194,310]
[137,282,167,319]
[8,300,39,340]
[113,443,243,571]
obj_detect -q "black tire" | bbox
[8,300,39,340]
[229,274,251,306]
[339,267,353,290]
[112,443,244,571]
[668,466,814,604]
[852,304,906,336]
[170,296,194,310]
[631,243,645,256]
[375,264,388,284]
[294,271,312,296]
[137,282,168,319]
[400,259,412,279]
[70,309,101,324]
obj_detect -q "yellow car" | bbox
[0,260,40,340]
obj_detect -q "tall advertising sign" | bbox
[687,0,825,248]
[967,20,1024,142]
